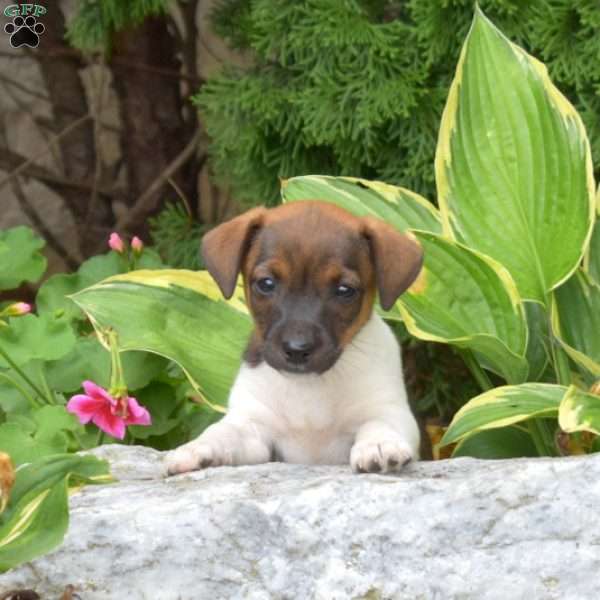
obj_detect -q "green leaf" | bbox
[127,382,179,440]
[44,337,167,393]
[586,216,600,285]
[0,313,76,367]
[0,361,46,414]
[37,250,165,321]
[0,453,111,572]
[0,226,47,290]
[552,270,600,377]
[281,175,442,233]
[452,426,538,459]
[0,422,68,466]
[71,270,252,410]
[398,232,528,383]
[558,385,600,436]
[524,301,550,381]
[441,383,565,446]
[436,8,595,303]
[32,406,80,441]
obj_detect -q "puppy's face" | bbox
[202,201,423,374]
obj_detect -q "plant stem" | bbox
[38,363,56,405]
[527,418,557,456]
[107,329,127,397]
[459,349,494,391]
[0,372,42,409]
[0,346,49,402]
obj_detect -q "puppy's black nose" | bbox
[282,337,315,364]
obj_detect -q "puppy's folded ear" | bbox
[362,216,423,311]
[201,207,267,299]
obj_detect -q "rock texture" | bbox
[2,446,599,599]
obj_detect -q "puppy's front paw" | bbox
[350,440,413,474]
[164,442,231,476]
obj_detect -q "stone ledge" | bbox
[1,446,599,599]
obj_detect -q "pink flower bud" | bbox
[108,232,125,254]
[4,302,31,317]
[131,236,144,254]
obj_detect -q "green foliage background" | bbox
[197,0,600,206]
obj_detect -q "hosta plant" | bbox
[72,8,599,459]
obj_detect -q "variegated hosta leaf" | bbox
[0,454,111,573]
[436,8,595,304]
[281,175,442,233]
[399,232,528,383]
[71,270,252,410]
[441,383,566,446]
[559,385,600,436]
[552,270,600,377]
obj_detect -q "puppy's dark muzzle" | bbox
[282,337,316,366]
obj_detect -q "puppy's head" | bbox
[202,201,423,374]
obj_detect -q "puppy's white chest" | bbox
[235,367,355,464]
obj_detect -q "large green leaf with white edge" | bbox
[0,226,47,290]
[552,270,600,377]
[436,8,595,304]
[0,453,111,572]
[0,313,76,367]
[559,385,600,436]
[282,175,442,234]
[71,270,251,410]
[397,231,528,383]
[441,383,565,446]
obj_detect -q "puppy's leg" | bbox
[164,418,271,475]
[350,417,419,474]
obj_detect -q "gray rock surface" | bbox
[1,445,599,600]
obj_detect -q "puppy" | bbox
[164,200,423,475]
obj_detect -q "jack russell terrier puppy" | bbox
[164,200,423,475]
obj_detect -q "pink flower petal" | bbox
[124,397,151,426]
[66,394,106,424]
[82,381,115,405]
[93,408,126,439]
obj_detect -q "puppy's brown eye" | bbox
[255,277,276,295]
[335,284,357,299]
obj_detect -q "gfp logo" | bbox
[4,4,47,48]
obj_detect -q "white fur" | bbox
[164,313,420,475]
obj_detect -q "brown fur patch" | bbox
[204,200,422,372]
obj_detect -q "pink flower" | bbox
[108,232,125,254]
[3,302,31,317]
[131,236,144,254]
[67,381,151,440]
